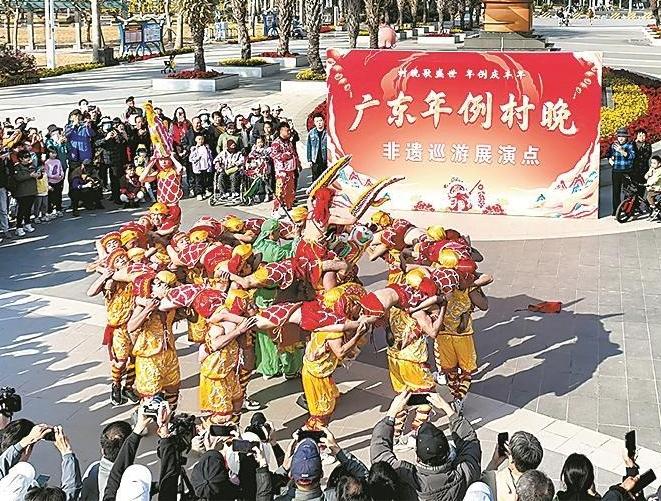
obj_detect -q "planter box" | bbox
[397,31,408,40]
[261,54,309,68]
[417,36,458,46]
[280,79,327,95]
[357,35,370,46]
[152,73,239,92]
[216,62,280,78]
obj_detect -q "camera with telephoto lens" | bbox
[169,413,197,456]
[0,387,22,417]
[142,393,165,417]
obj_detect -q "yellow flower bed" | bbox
[600,76,649,138]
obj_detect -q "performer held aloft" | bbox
[87,248,138,406]
[250,219,303,380]
[124,270,182,410]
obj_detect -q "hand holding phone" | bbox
[297,429,326,443]
[498,432,509,457]
[625,430,636,460]
[632,469,656,494]
[210,424,234,437]
[233,439,259,453]
[407,393,430,406]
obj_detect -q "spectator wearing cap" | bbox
[45,125,69,176]
[275,438,325,501]
[248,104,262,126]
[122,96,143,124]
[64,109,95,164]
[371,392,482,501]
[251,105,275,143]
[607,127,636,215]
[481,431,543,501]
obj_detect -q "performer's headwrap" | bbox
[225,289,251,315]
[223,215,245,233]
[445,229,462,241]
[426,225,446,242]
[254,219,280,247]
[311,187,334,226]
[132,273,156,298]
[156,270,177,286]
[360,292,386,317]
[127,247,146,262]
[323,283,365,318]
[149,202,170,215]
[100,231,121,250]
[106,249,129,270]
[405,268,438,296]
[170,231,189,249]
[189,229,210,243]
[192,288,226,318]
[120,229,139,248]
[290,206,308,224]
[227,244,253,275]
[370,210,393,229]
[151,250,171,267]
[438,249,460,269]
[456,259,478,278]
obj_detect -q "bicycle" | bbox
[615,174,649,223]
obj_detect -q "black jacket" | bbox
[370,415,481,501]
[95,135,128,172]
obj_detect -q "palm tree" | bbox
[365,0,384,48]
[277,0,295,55]
[346,0,362,48]
[305,0,324,73]
[230,0,251,59]
[173,0,217,70]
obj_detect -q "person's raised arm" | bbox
[87,268,114,297]
[320,426,368,480]
[469,287,489,311]
[127,300,159,333]
[54,426,82,501]
[370,392,409,468]
[326,322,370,360]
[208,318,257,351]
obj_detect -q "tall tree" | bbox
[435,0,446,28]
[305,0,323,73]
[365,0,384,48]
[230,0,251,59]
[396,0,407,25]
[277,0,295,55]
[408,0,418,26]
[346,0,362,48]
[173,0,217,70]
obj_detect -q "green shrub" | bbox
[38,62,104,78]
[295,69,326,81]
[0,44,38,86]
[219,57,268,66]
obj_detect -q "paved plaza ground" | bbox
[1,17,661,492]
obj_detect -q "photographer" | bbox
[0,421,82,500]
[0,386,21,431]
[64,110,95,165]
[95,124,128,204]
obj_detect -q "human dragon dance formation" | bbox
[86,104,493,445]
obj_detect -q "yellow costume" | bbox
[186,268,208,343]
[132,309,181,406]
[434,288,477,401]
[302,330,344,430]
[387,307,434,441]
[199,327,243,422]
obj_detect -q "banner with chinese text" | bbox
[326,49,602,217]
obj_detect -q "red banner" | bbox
[326,49,602,217]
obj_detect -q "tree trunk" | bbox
[365,0,382,47]
[91,0,101,62]
[6,12,12,48]
[175,12,184,48]
[277,0,295,55]
[346,0,361,47]
[458,0,465,28]
[305,0,324,73]
[231,0,251,60]
[422,0,428,23]
[12,8,19,50]
[164,0,172,42]
[436,0,445,28]
[397,0,406,25]
[191,25,205,70]
[409,0,418,26]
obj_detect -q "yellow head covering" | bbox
[148,202,169,215]
[127,248,146,261]
[156,270,177,286]
[290,206,309,223]
[232,243,253,259]
[405,268,429,287]
[223,215,245,233]
[438,249,459,269]
[322,286,344,311]
[426,225,446,242]
[189,230,209,243]
[152,251,171,264]
[370,210,392,228]
[120,229,139,247]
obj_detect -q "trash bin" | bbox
[99,46,116,66]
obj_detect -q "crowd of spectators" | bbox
[0,389,656,501]
[0,97,328,244]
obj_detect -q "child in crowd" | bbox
[45,147,65,217]
[244,135,272,204]
[134,144,156,201]
[214,138,244,204]
[645,155,661,220]
[119,164,146,208]
[33,164,50,223]
[189,134,213,201]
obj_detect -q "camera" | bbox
[169,413,197,455]
[142,393,165,417]
[0,387,22,417]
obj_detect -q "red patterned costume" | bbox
[381,219,415,251]
[155,158,183,205]
[270,136,298,211]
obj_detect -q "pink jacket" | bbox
[45,158,64,184]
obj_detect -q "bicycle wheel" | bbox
[615,197,635,223]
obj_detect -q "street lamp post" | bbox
[44,0,56,68]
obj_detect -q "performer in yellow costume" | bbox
[434,284,489,412]
[126,271,182,410]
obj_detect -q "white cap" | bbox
[116,464,152,501]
